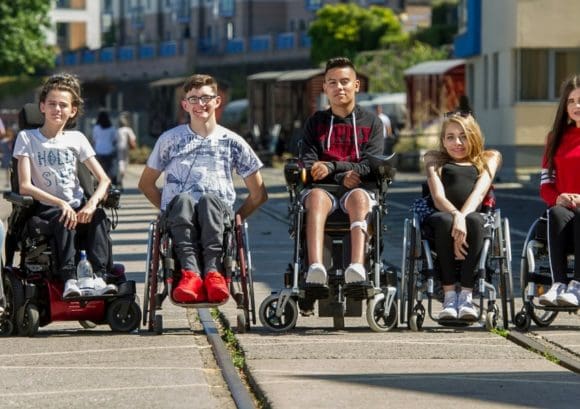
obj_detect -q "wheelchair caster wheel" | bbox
[485,311,497,331]
[16,303,40,337]
[154,314,163,335]
[366,293,397,332]
[514,311,531,332]
[409,305,425,332]
[259,294,298,332]
[236,312,246,333]
[0,319,14,337]
[107,299,142,332]
[79,320,97,329]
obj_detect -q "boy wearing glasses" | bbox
[300,57,384,293]
[139,74,267,303]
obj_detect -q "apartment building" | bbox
[454,0,580,178]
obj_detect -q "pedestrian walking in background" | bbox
[116,111,137,190]
[375,104,395,155]
[92,110,118,185]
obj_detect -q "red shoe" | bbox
[204,271,229,303]
[173,269,204,303]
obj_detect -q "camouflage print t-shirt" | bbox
[147,124,263,211]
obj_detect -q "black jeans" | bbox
[425,211,485,288]
[547,205,580,283]
[35,204,112,280]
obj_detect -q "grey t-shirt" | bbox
[13,128,95,207]
[147,124,263,211]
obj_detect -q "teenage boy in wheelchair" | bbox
[138,74,267,304]
[300,57,385,303]
[11,73,117,298]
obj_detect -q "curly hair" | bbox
[38,73,84,128]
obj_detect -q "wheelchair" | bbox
[259,154,398,333]
[515,213,579,331]
[0,103,141,337]
[142,213,256,334]
[400,190,515,331]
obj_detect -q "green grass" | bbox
[211,308,246,369]
[490,327,509,338]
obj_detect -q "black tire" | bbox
[366,294,398,332]
[16,303,40,337]
[2,270,24,334]
[514,311,531,332]
[154,314,163,335]
[107,298,142,332]
[0,319,13,337]
[259,294,298,332]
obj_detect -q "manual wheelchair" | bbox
[142,213,256,334]
[515,213,579,331]
[400,190,515,331]
[259,154,398,333]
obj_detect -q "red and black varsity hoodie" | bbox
[300,105,384,188]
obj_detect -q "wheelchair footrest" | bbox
[437,318,476,327]
[343,282,374,300]
[303,284,330,300]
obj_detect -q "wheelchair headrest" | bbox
[18,103,44,130]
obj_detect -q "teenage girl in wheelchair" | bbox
[1,74,140,336]
[516,74,580,331]
[138,73,267,334]
[401,110,514,331]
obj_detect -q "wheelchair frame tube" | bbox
[292,204,304,292]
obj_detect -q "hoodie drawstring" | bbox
[326,111,359,160]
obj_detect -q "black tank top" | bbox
[441,162,480,210]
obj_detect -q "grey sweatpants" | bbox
[165,193,233,276]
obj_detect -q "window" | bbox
[519,49,549,100]
[555,50,580,97]
[220,0,235,17]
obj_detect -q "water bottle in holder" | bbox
[77,250,95,296]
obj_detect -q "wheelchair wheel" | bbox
[16,303,40,337]
[259,294,298,332]
[485,304,499,331]
[514,311,531,331]
[0,318,13,337]
[401,217,420,329]
[530,308,558,327]
[409,304,425,332]
[366,293,397,332]
[236,215,256,331]
[497,217,514,329]
[2,269,23,334]
[107,298,141,332]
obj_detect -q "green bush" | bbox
[129,145,152,164]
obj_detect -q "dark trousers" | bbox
[36,204,112,280]
[165,193,233,276]
[96,154,117,185]
[425,211,485,288]
[547,205,580,283]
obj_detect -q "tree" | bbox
[308,3,408,65]
[0,1,54,75]
[354,42,449,93]
[413,0,459,47]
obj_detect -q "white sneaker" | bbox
[457,291,478,320]
[539,282,566,306]
[557,280,580,307]
[78,276,96,296]
[305,263,327,285]
[438,291,458,320]
[63,279,81,298]
[94,277,118,296]
[344,263,366,284]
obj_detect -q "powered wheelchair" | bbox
[0,104,141,337]
[400,189,515,331]
[259,154,398,332]
[142,213,256,334]
[515,213,579,331]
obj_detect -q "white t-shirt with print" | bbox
[13,128,95,208]
[147,124,263,211]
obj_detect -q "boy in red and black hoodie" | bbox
[300,57,384,290]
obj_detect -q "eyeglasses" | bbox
[184,95,217,105]
[444,110,472,118]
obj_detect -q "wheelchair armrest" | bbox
[102,187,121,209]
[3,191,34,207]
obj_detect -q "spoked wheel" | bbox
[0,318,13,336]
[16,303,40,337]
[520,251,558,328]
[498,218,514,329]
[366,293,398,332]
[259,294,298,332]
[402,217,420,329]
[236,215,255,331]
[409,305,425,332]
[107,299,142,332]
[144,220,161,332]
